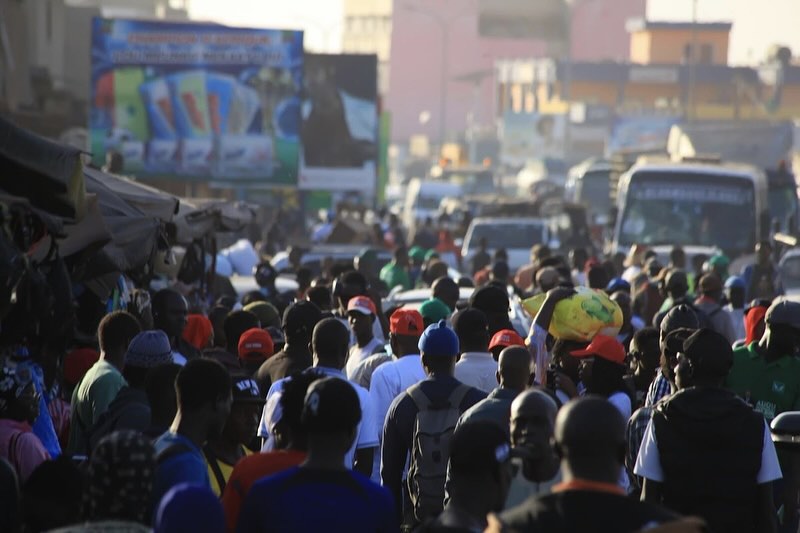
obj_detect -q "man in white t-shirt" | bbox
[635,328,781,532]
[453,309,497,394]
[257,318,378,477]
[367,308,427,482]
[345,296,385,379]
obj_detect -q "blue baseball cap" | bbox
[418,320,460,357]
[724,276,745,289]
[606,277,631,294]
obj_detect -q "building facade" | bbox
[383,0,646,144]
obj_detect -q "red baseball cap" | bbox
[489,329,526,351]
[390,308,424,337]
[347,296,376,316]
[238,328,275,361]
[570,335,626,365]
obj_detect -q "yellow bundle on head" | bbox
[522,286,623,342]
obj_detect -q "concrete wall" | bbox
[387,0,645,143]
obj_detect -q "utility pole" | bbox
[687,0,698,122]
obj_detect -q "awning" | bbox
[84,167,179,222]
[0,115,86,219]
[173,198,256,244]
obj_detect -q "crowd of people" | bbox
[2,231,800,533]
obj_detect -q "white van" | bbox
[402,178,463,231]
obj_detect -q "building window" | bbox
[700,44,713,64]
[682,43,692,64]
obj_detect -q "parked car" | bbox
[461,217,552,272]
[383,287,531,337]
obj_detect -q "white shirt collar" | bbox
[460,352,494,360]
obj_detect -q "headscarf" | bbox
[744,304,769,345]
[86,430,155,524]
[154,483,225,533]
[182,314,213,351]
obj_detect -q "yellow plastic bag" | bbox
[522,287,623,342]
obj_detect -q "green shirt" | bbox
[725,342,800,421]
[67,360,127,456]
[379,261,411,291]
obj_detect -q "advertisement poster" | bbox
[606,115,681,155]
[298,53,378,193]
[90,18,303,184]
[499,112,566,167]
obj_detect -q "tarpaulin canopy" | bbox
[173,198,256,244]
[0,115,86,219]
[84,167,179,222]
[82,172,161,272]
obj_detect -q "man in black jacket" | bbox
[497,397,681,532]
[636,328,782,533]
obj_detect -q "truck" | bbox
[667,121,798,233]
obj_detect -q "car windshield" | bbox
[468,222,545,249]
[418,196,443,210]
[545,158,567,175]
[618,172,756,253]
[782,255,800,290]
[442,171,495,195]
[577,169,611,215]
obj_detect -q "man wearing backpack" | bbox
[88,330,174,452]
[381,320,486,527]
[694,273,737,344]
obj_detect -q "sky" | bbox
[190,0,800,65]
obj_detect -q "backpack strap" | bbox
[407,383,471,412]
[7,431,20,469]
[156,441,195,465]
[447,384,471,411]
[203,445,228,494]
[407,383,433,411]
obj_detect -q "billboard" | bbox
[606,115,682,155]
[499,112,566,166]
[90,18,303,184]
[298,53,378,193]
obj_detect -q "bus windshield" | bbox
[618,171,756,253]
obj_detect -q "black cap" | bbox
[452,308,489,339]
[231,376,264,404]
[283,301,322,338]
[766,298,800,330]
[660,304,699,335]
[682,328,733,379]
[665,270,689,292]
[448,421,511,474]
[469,285,509,315]
[661,327,695,357]
[301,377,361,434]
